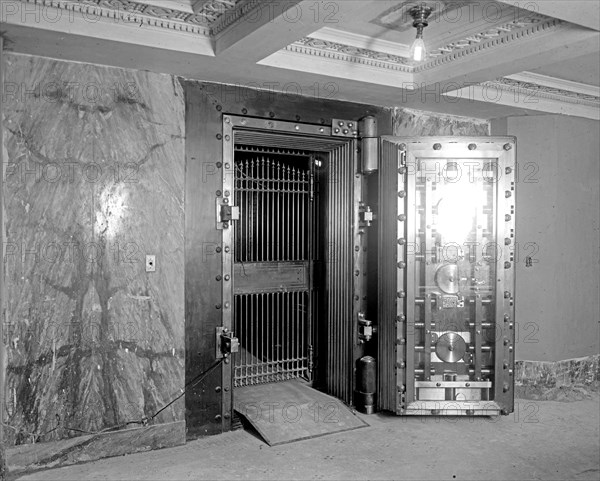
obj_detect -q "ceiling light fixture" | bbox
[408,5,433,62]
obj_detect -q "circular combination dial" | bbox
[435,264,460,294]
[435,332,467,363]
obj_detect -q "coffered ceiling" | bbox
[2,0,599,120]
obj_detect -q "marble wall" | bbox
[515,355,600,401]
[392,107,490,136]
[2,53,185,447]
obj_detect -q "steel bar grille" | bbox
[235,157,310,263]
[233,154,313,387]
[234,292,309,386]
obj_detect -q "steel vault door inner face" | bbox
[379,137,516,416]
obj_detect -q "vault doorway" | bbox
[221,116,360,404]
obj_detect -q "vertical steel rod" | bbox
[276,163,280,261]
[276,289,280,379]
[266,159,270,263]
[253,159,256,262]
[475,167,484,381]
[302,171,306,260]
[261,158,265,262]
[292,291,296,377]
[286,167,290,261]
[244,294,248,383]
[268,293,277,381]
[262,292,266,379]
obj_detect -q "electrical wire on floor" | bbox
[3,358,225,444]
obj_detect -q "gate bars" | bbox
[234,157,310,263]
[233,154,313,386]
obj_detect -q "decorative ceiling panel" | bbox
[291,37,413,72]
[290,14,563,72]
[5,0,599,120]
[485,78,600,106]
[417,16,564,71]
[19,0,251,36]
[427,11,550,57]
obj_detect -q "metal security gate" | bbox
[232,151,316,387]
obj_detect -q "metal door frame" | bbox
[221,115,367,418]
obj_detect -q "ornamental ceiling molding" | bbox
[287,16,564,75]
[14,0,251,36]
[427,12,551,58]
[482,77,600,107]
[416,17,564,72]
[287,38,414,74]
[506,72,600,99]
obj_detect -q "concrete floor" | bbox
[17,398,600,481]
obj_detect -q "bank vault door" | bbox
[232,150,315,386]
[378,137,517,416]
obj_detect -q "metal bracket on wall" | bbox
[216,198,240,230]
[215,327,239,359]
[358,202,374,229]
[358,312,375,343]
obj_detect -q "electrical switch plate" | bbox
[146,255,156,272]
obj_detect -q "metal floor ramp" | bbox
[233,379,368,446]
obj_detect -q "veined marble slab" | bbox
[3,53,185,448]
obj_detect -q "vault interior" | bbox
[229,128,356,397]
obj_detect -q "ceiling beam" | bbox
[444,83,600,121]
[213,0,395,62]
[495,0,600,31]
[5,23,581,121]
[1,0,215,57]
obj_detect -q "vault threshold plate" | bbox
[233,379,367,446]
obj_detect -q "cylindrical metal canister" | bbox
[355,356,377,414]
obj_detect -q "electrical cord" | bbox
[147,357,224,423]
[4,357,225,442]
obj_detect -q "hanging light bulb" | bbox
[410,31,427,62]
[408,5,433,62]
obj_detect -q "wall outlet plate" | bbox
[146,255,156,272]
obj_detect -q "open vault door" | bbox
[219,116,366,418]
[378,137,517,416]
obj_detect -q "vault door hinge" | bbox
[359,116,378,174]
